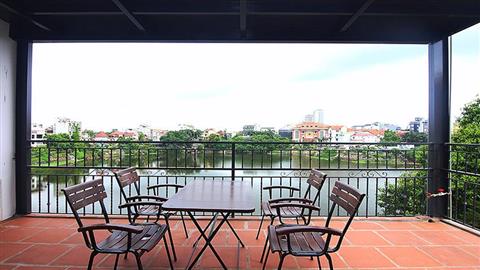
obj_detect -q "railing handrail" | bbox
[28,139,432,146]
[446,143,480,147]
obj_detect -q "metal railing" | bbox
[448,143,480,229]
[29,140,431,217]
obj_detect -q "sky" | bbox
[32,24,479,132]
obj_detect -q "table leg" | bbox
[191,213,217,247]
[222,213,245,248]
[186,211,231,270]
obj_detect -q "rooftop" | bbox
[1,216,478,269]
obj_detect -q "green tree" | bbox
[450,95,480,228]
[71,123,81,141]
[452,96,480,144]
[378,96,480,223]
[401,131,427,143]
[381,130,401,143]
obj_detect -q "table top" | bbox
[161,180,255,213]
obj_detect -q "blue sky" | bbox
[32,24,479,132]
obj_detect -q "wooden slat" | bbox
[63,179,107,211]
[98,230,128,250]
[332,186,359,207]
[306,169,327,190]
[71,192,107,211]
[335,181,363,199]
[115,167,140,188]
[330,193,355,214]
[63,178,103,195]
[330,181,364,214]
[69,182,106,202]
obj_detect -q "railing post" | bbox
[231,142,236,180]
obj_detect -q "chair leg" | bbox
[277,254,286,270]
[256,214,265,239]
[87,251,97,270]
[317,256,322,269]
[262,246,270,270]
[114,254,120,270]
[134,252,143,270]
[165,216,177,261]
[180,211,189,238]
[325,253,334,270]
[260,237,269,262]
[163,234,174,270]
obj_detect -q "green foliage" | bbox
[381,130,401,143]
[452,96,480,144]
[401,131,427,143]
[450,96,480,228]
[71,123,81,141]
[232,131,290,151]
[82,129,96,140]
[377,171,427,216]
[160,129,203,141]
[378,96,479,222]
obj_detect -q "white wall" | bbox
[0,19,16,220]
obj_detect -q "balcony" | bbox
[0,1,479,269]
[1,216,479,269]
[5,140,472,269]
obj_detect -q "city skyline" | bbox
[31,24,479,132]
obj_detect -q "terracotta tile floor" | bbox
[0,216,478,270]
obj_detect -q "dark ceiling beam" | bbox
[340,0,375,32]
[0,1,50,31]
[31,11,480,18]
[111,0,145,31]
[240,0,247,37]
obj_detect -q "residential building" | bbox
[350,131,381,143]
[352,122,400,131]
[94,131,110,141]
[151,129,168,141]
[260,127,276,133]
[292,122,331,142]
[278,126,293,139]
[31,123,47,145]
[203,128,219,139]
[409,117,429,133]
[242,124,259,136]
[109,130,124,141]
[328,125,350,143]
[53,117,81,135]
[137,124,151,138]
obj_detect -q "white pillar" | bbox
[0,19,17,220]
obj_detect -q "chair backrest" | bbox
[303,169,327,204]
[113,167,141,200]
[325,181,365,251]
[62,178,110,248]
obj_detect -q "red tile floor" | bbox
[0,216,479,269]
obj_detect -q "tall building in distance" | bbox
[313,109,324,124]
[304,114,314,122]
[409,117,429,133]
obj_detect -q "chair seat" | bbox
[132,204,160,216]
[261,201,303,218]
[132,205,178,217]
[267,225,328,256]
[98,223,167,253]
